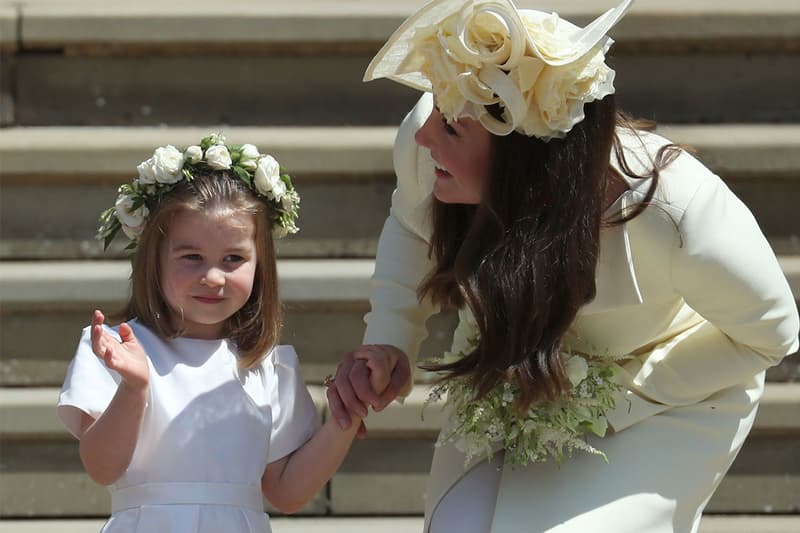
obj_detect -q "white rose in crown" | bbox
[239,144,261,171]
[564,355,589,387]
[205,144,232,170]
[254,155,286,200]
[137,145,184,184]
[115,194,149,240]
[184,145,203,164]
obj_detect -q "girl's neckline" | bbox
[170,335,227,346]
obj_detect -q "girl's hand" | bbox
[90,310,149,390]
[327,345,410,432]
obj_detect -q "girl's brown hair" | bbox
[124,171,281,369]
[419,94,682,411]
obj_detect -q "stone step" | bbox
[0,259,458,386]
[0,126,396,259]
[2,516,800,533]
[4,383,797,443]
[1,124,799,260]
[1,384,799,517]
[8,0,800,50]
[0,258,797,386]
[2,1,799,125]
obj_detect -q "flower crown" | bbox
[364,0,633,140]
[98,133,300,250]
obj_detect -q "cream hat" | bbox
[364,0,633,140]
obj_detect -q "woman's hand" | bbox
[326,345,411,435]
[90,309,149,390]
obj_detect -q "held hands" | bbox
[326,345,411,436]
[91,310,149,390]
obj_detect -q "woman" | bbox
[327,1,799,531]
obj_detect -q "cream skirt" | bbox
[426,374,764,533]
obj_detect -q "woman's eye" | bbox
[225,255,244,263]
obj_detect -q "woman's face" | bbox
[414,104,492,205]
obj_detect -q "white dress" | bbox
[58,320,319,533]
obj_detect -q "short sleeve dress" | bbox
[57,320,320,533]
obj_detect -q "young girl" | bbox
[329,0,800,532]
[57,134,389,532]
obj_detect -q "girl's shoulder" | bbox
[245,344,301,374]
[237,345,308,408]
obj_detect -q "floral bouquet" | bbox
[426,308,622,467]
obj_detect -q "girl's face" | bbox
[159,209,258,339]
[414,104,492,205]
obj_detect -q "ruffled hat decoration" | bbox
[364,0,633,140]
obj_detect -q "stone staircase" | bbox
[1,0,798,530]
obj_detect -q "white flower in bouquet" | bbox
[205,144,232,170]
[564,355,589,387]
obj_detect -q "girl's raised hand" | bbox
[90,310,149,390]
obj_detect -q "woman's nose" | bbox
[414,112,436,149]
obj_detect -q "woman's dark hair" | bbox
[419,94,683,411]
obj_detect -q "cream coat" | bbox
[363,94,799,532]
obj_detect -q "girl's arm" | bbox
[330,94,441,428]
[262,358,392,513]
[78,310,150,485]
[261,417,361,514]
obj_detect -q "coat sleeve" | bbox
[615,174,798,417]
[362,94,438,396]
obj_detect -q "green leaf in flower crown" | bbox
[230,150,242,164]
[131,197,145,210]
[102,218,121,251]
[183,168,194,181]
[281,173,293,186]
[199,136,214,151]
[233,165,251,185]
[227,144,242,152]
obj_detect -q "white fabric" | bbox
[363,93,800,532]
[58,321,319,533]
[428,451,504,533]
